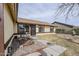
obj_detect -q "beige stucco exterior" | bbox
[4,4,17,44]
[36,25,52,33]
[44,26,50,32]
[36,25,39,32]
[13,22,17,33]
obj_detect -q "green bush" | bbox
[74,28,79,35]
[65,30,73,34]
[56,29,65,33]
[55,28,79,35]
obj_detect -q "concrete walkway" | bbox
[43,45,66,56]
[12,39,66,56]
[36,40,66,56]
[26,40,66,56]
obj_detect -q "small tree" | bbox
[55,3,79,20]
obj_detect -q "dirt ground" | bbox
[37,34,79,56]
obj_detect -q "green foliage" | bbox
[74,28,79,35]
[56,29,65,33]
[65,30,73,34]
[56,29,73,34]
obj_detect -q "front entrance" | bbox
[30,25,36,36]
[18,24,36,36]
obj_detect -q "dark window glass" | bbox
[39,26,44,32]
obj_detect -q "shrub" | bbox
[56,29,65,33]
[74,28,79,35]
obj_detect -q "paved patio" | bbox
[13,40,47,56]
[42,45,66,56]
[12,39,66,56]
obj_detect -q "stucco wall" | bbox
[36,25,51,33]
[44,26,50,32]
[13,22,17,33]
[36,25,39,32]
[4,5,14,44]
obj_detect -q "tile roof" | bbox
[52,21,74,28]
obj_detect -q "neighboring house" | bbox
[0,3,18,55]
[52,21,75,33]
[17,18,56,36]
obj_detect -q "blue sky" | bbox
[18,3,79,26]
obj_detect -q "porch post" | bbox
[29,25,31,35]
[53,27,56,33]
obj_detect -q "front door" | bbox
[30,25,36,36]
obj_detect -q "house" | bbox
[52,21,74,33]
[1,3,77,56]
[17,18,56,36]
[0,3,57,56]
[0,3,18,55]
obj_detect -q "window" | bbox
[24,24,29,32]
[18,24,25,34]
[39,26,44,32]
[18,24,30,33]
[50,27,54,32]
